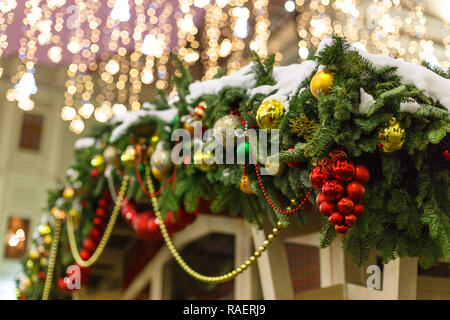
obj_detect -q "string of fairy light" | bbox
[1,0,448,134]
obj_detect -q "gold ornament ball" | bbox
[150,149,172,180]
[120,146,136,168]
[310,70,334,98]
[26,260,34,270]
[63,186,75,199]
[193,150,215,172]
[44,235,52,246]
[378,117,406,153]
[103,146,117,164]
[240,174,254,194]
[90,154,104,167]
[256,99,285,131]
[23,277,32,288]
[40,257,48,267]
[264,158,285,176]
[29,249,40,260]
[214,114,242,147]
[51,207,65,220]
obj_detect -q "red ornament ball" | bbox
[93,217,103,228]
[322,179,344,201]
[346,181,365,203]
[352,204,365,217]
[316,192,326,205]
[80,250,91,260]
[310,167,330,190]
[39,271,46,279]
[319,201,335,217]
[95,207,107,219]
[98,198,108,208]
[335,224,348,234]
[354,165,370,184]
[83,238,97,253]
[90,168,99,178]
[88,227,102,242]
[337,197,354,214]
[328,213,344,226]
[345,214,357,227]
[332,160,355,181]
[444,150,450,163]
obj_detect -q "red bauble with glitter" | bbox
[322,179,344,201]
[337,197,354,214]
[332,160,355,181]
[319,201,335,217]
[328,213,344,226]
[346,181,365,203]
[335,224,348,234]
[310,167,330,189]
[345,214,357,227]
[316,192,325,205]
[352,204,365,217]
[354,165,370,184]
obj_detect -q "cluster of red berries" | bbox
[310,154,370,234]
[121,197,198,242]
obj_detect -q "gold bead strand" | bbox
[144,164,284,284]
[42,219,62,300]
[66,175,129,268]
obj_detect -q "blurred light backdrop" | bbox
[0,0,448,134]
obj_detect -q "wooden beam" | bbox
[252,223,294,300]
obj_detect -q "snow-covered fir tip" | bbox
[74,137,96,150]
[359,88,375,114]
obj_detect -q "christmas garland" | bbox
[17,36,450,299]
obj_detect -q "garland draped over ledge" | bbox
[17,36,449,300]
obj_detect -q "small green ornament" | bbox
[237,141,250,162]
[139,164,145,173]
[171,115,180,126]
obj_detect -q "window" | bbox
[19,113,43,151]
[4,216,30,258]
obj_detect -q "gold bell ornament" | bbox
[214,114,242,147]
[120,145,136,168]
[239,174,255,194]
[150,142,173,180]
[310,70,334,98]
[378,117,405,153]
[256,99,285,131]
[193,149,215,172]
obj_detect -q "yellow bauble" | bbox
[29,249,40,260]
[31,274,38,283]
[23,277,32,287]
[43,235,52,246]
[63,186,75,199]
[378,117,405,153]
[151,167,165,181]
[120,146,136,168]
[239,174,254,194]
[265,158,285,176]
[193,150,215,172]
[147,133,160,156]
[256,99,285,131]
[90,154,104,167]
[38,224,51,236]
[310,70,334,98]
[26,260,34,270]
